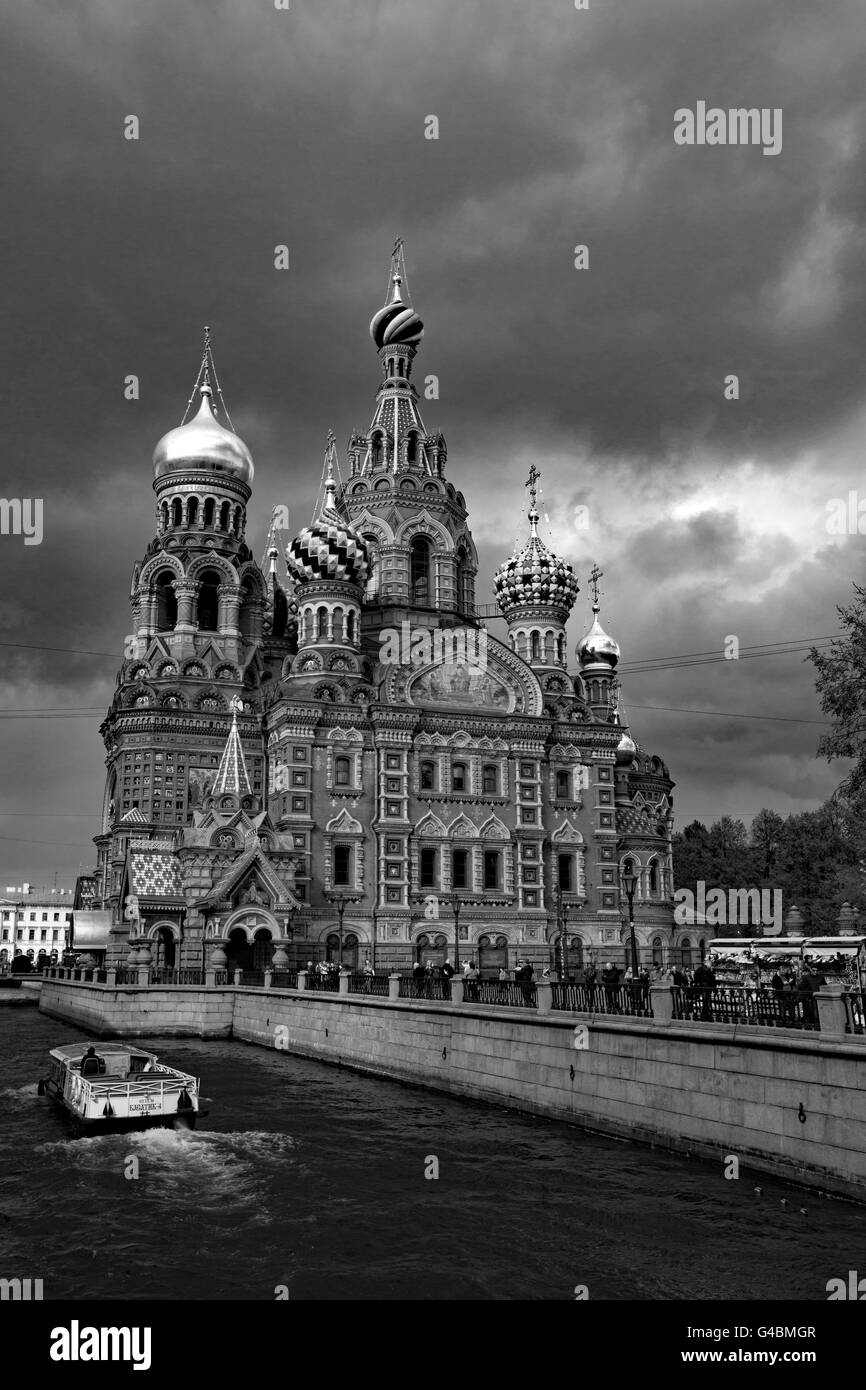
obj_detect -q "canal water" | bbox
[1,1009,863,1301]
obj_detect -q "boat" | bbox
[37,1042,207,1134]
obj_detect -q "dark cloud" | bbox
[0,0,864,876]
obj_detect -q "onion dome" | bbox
[153,381,254,486]
[577,604,620,668]
[286,453,369,588]
[494,471,578,618]
[370,271,424,349]
[616,732,637,764]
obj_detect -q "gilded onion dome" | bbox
[370,271,424,349]
[286,450,369,587]
[616,731,637,764]
[577,602,621,668]
[153,378,254,486]
[493,468,578,619]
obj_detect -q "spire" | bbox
[323,430,338,513]
[211,695,252,798]
[525,464,541,539]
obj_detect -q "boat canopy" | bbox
[70,911,113,952]
[49,1042,158,1064]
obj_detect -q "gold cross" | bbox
[589,564,604,606]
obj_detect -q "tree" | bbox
[750,809,784,881]
[810,583,866,817]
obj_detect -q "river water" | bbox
[1,1008,863,1301]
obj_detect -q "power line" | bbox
[626,702,827,725]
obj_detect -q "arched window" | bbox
[456,548,469,614]
[334,756,350,787]
[452,762,467,792]
[233,506,242,537]
[652,936,664,968]
[530,631,541,661]
[316,606,328,641]
[333,844,352,886]
[556,770,570,799]
[482,763,498,794]
[411,537,431,603]
[452,848,468,889]
[558,854,573,892]
[364,540,379,599]
[160,502,169,532]
[272,589,288,639]
[649,861,660,896]
[407,431,419,466]
[371,433,384,468]
[197,570,221,631]
[346,610,355,643]
[681,937,692,969]
[544,631,555,662]
[203,497,215,528]
[332,607,344,643]
[239,586,255,644]
[155,572,177,631]
[420,847,437,888]
[420,760,435,791]
[171,497,182,527]
[219,500,230,531]
[187,496,199,527]
[558,633,566,664]
[483,850,501,890]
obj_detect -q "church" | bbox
[82,251,679,979]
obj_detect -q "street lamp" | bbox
[621,866,639,975]
[451,895,462,975]
[553,884,571,982]
[325,892,360,968]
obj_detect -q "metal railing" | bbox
[672,986,817,1030]
[348,972,390,997]
[552,982,653,1017]
[471,980,536,1008]
[399,976,452,1001]
[150,967,206,986]
[307,972,340,992]
[114,968,138,985]
[272,970,299,990]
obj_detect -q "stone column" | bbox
[388,973,400,1000]
[815,985,848,1038]
[536,980,552,1015]
[650,982,674,1024]
[105,967,117,987]
[297,970,309,992]
[173,580,198,636]
[264,968,273,990]
[338,969,350,995]
[449,977,465,1005]
[218,584,242,640]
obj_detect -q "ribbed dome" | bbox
[494,533,578,618]
[286,482,369,588]
[153,385,254,485]
[577,607,621,668]
[370,275,424,349]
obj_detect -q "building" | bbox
[0,886,73,969]
[86,252,677,977]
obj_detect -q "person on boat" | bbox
[80,1047,103,1077]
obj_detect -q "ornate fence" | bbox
[842,988,866,1035]
[552,983,652,1017]
[471,979,536,1008]
[150,967,206,986]
[348,972,391,997]
[399,976,452,1001]
[672,986,817,1030]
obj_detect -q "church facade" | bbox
[88,255,681,978]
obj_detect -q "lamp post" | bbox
[452,895,462,975]
[553,884,571,982]
[622,866,639,975]
[326,892,360,968]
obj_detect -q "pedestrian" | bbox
[498,964,508,998]
[693,959,716,1022]
[601,961,621,1013]
[412,959,425,998]
[425,958,435,998]
[363,956,375,994]
[465,959,479,1001]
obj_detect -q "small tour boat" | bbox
[38,1042,207,1134]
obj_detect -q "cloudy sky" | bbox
[1,0,865,883]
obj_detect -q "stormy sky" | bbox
[1,0,865,884]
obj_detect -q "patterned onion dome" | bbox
[286,476,369,588]
[370,274,424,349]
[577,605,621,668]
[153,383,254,485]
[494,532,579,618]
